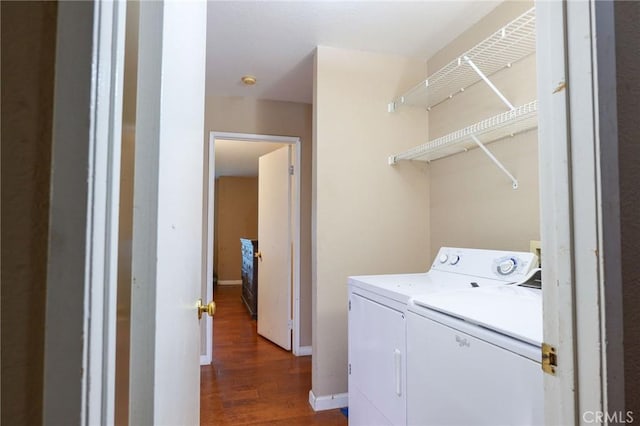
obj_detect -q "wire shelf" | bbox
[389,7,536,111]
[389,100,537,164]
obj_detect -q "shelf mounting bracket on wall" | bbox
[464,56,515,111]
[470,134,518,189]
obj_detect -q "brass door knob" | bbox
[197,299,216,320]
[254,251,262,260]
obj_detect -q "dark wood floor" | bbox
[200,285,347,425]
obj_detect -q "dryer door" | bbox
[349,293,406,426]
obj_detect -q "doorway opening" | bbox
[201,132,303,366]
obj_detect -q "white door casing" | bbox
[205,132,303,358]
[43,1,125,424]
[200,132,216,366]
[258,146,293,350]
[129,1,207,425]
[537,0,624,423]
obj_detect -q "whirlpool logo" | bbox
[455,335,470,348]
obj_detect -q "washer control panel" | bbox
[431,247,538,282]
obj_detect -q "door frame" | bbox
[43,1,126,424]
[202,131,303,363]
[537,1,624,423]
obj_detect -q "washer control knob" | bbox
[449,255,460,265]
[438,254,448,264]
[498,258,517,275]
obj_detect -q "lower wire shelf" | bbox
[389,100,537,190]
[389,100,537,165]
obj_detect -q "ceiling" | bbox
[206,1,501,104]
[214,140,287,178]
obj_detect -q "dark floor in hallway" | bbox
[200,285,347,425]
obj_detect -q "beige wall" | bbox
[115,126,136,426]
[115,2,139,423]
[615,0,640,415]
[313,46,429,397]
[214,176,259,281]
[204,96,313,346]
[1,2,57,424]
[427,0,539,253]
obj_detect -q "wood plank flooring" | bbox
[201,285,347,425]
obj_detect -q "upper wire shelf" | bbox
[388,7,536,112]
[388,100,537,164]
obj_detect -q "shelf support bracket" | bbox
[464,56,515,111]
[470,134,518,189]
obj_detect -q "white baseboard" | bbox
[217,280,242,285]
[308,390,348,411]
[199,354,211,366]
[295,345,312,356]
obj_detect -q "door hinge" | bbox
[348,300,351,311]
[348,363,351,375]
[287,319,293,330]
[289,165,294,175]
[541,342,557,375]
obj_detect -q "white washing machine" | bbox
[348,247,538,426]
[407,276,543,426]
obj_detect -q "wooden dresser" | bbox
[240,238,258,318]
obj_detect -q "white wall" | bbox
[115,3,139,422]
[313,46,429,398]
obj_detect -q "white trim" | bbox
[308,390,348,411]
[538,1,624,423]
[206,131,304,357]
[201,132,216,369]
[211,131,300,145]
[537,3,577,424]
[565,1,607,418]
[294,345,312,357]
[44,1,125,424]
[199,354,212,366]
[292,141,302,355]
[217,280,242,286]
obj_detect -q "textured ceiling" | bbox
[206,1,501,104]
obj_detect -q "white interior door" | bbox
[257,146,293,350]
[128,1,207,425]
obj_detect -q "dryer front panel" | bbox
[349,293,406,425]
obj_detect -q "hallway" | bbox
[200,285,347,425]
